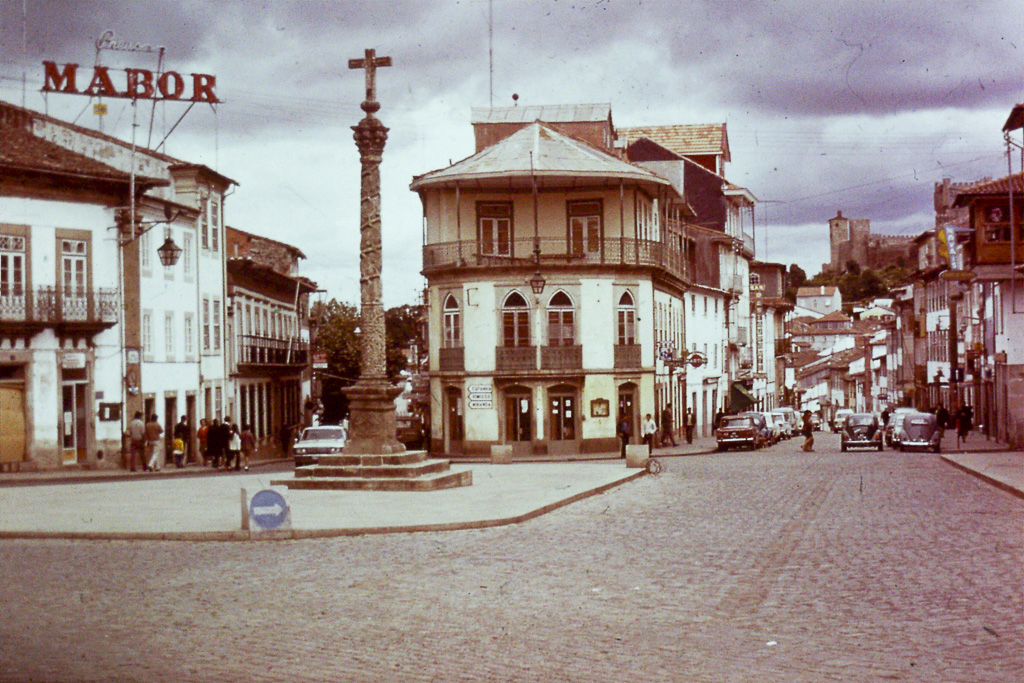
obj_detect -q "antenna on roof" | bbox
[488,0,493,108]
[512,93,518,107]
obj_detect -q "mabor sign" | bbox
[42,61,219,103]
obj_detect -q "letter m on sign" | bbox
[42,62,79,94]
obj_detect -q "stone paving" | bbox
[0,432,1020,682]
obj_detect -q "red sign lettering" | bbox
[40,61,220,103]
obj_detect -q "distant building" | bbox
[826,210,913,273]
[796,285,842,316]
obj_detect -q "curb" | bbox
[0,469,647,543]
[940,455,1024,500]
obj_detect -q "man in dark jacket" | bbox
[207,418,225,468]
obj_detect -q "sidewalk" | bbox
[937,428,1022,500]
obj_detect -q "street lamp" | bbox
[157,229,183,267]
[529,270,546,295]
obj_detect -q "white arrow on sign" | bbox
[252,503,285,516]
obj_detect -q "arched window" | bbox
[443,295,461,348]
[547,291,575,347]
[502,292,530,347]
[617,291,636,345]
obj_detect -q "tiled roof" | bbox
[411,122,669,190]
[952,172,1024,205]
[0,123,158,185]
[796,286,840,297]
[617,124,730,161]
[471,103,611,124]
[814,311,851,324]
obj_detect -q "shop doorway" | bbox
[618,382,638,443]
[444,387,463,454]
[504,386,532,454]
[547,384,578,454]
[60,382,87,464]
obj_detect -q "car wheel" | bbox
[841,443,846,452]
[877,443,883,451]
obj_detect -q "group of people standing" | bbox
[934,404,974,447]
[196,418,256,471]
[126,414,255,472]
[618,403,699,457]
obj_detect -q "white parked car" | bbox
[770,411,793,439]
[832,408,854,432]
[293,425,347,466]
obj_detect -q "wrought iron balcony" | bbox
[422,234,719,287]
[0,287,118,340]
[439,346,464,372]
[614,344,642,369]
[238,335,308,368]
[541,344,582,370]
[496,345,536,372]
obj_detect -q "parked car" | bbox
[741,411,774,447]
[887,412,911,449]
[293,425,347,466]
[884,407,917,446]
[716,414,764,451]
[770,411,793,439]
[832,408,854,433]
[898,412,942,452]
[840,412,884,451]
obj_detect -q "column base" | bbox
[343,380,406,455]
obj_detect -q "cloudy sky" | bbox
[2,0,1021,305]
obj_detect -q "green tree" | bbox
[312,300,421,424]
[784,264,808,302]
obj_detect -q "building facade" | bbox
[413,105,761,456]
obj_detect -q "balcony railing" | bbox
[238,335,308,366]
[0,287,118,323]
[496,345,536,372]
[614,344,641,369]
[423,235,719,288]
[439,346,464,372]
[541,344,582,370]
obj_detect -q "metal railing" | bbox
[0,287,118,323]
[423,235,720,288]
[614,344,642,368]
[496,345,536,372]
[541,344,582,370]
[439,346,464,371]
[238,335,308,366]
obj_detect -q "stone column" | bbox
[343,80,405,456]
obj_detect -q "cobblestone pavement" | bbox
[1,433,1021,682]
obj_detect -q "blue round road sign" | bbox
[249,489,288,530]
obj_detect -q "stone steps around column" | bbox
[279,469,472,491]
[275,450,473,491]
[294,459,451,479]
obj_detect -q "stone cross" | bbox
[342,48,404,455]
[348,48,392,105]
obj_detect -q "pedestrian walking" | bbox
[618,415,631,458]
[173,415,190,466]
[145,414,164,471]
[956,406,972,448]
[641,413,658,454]
[227,423,242,470]
[197,418,209,466]
[684,407,696,444]
[240,423,256,471]
[207,418,225,469]
[126,411,146,472]
[801,410,815,452]
[660,403,677,447]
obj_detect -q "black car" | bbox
[716,415,764,451]
[841,413,883,451]
[899,412,942,453]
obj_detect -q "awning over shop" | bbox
[730,381,757,411]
